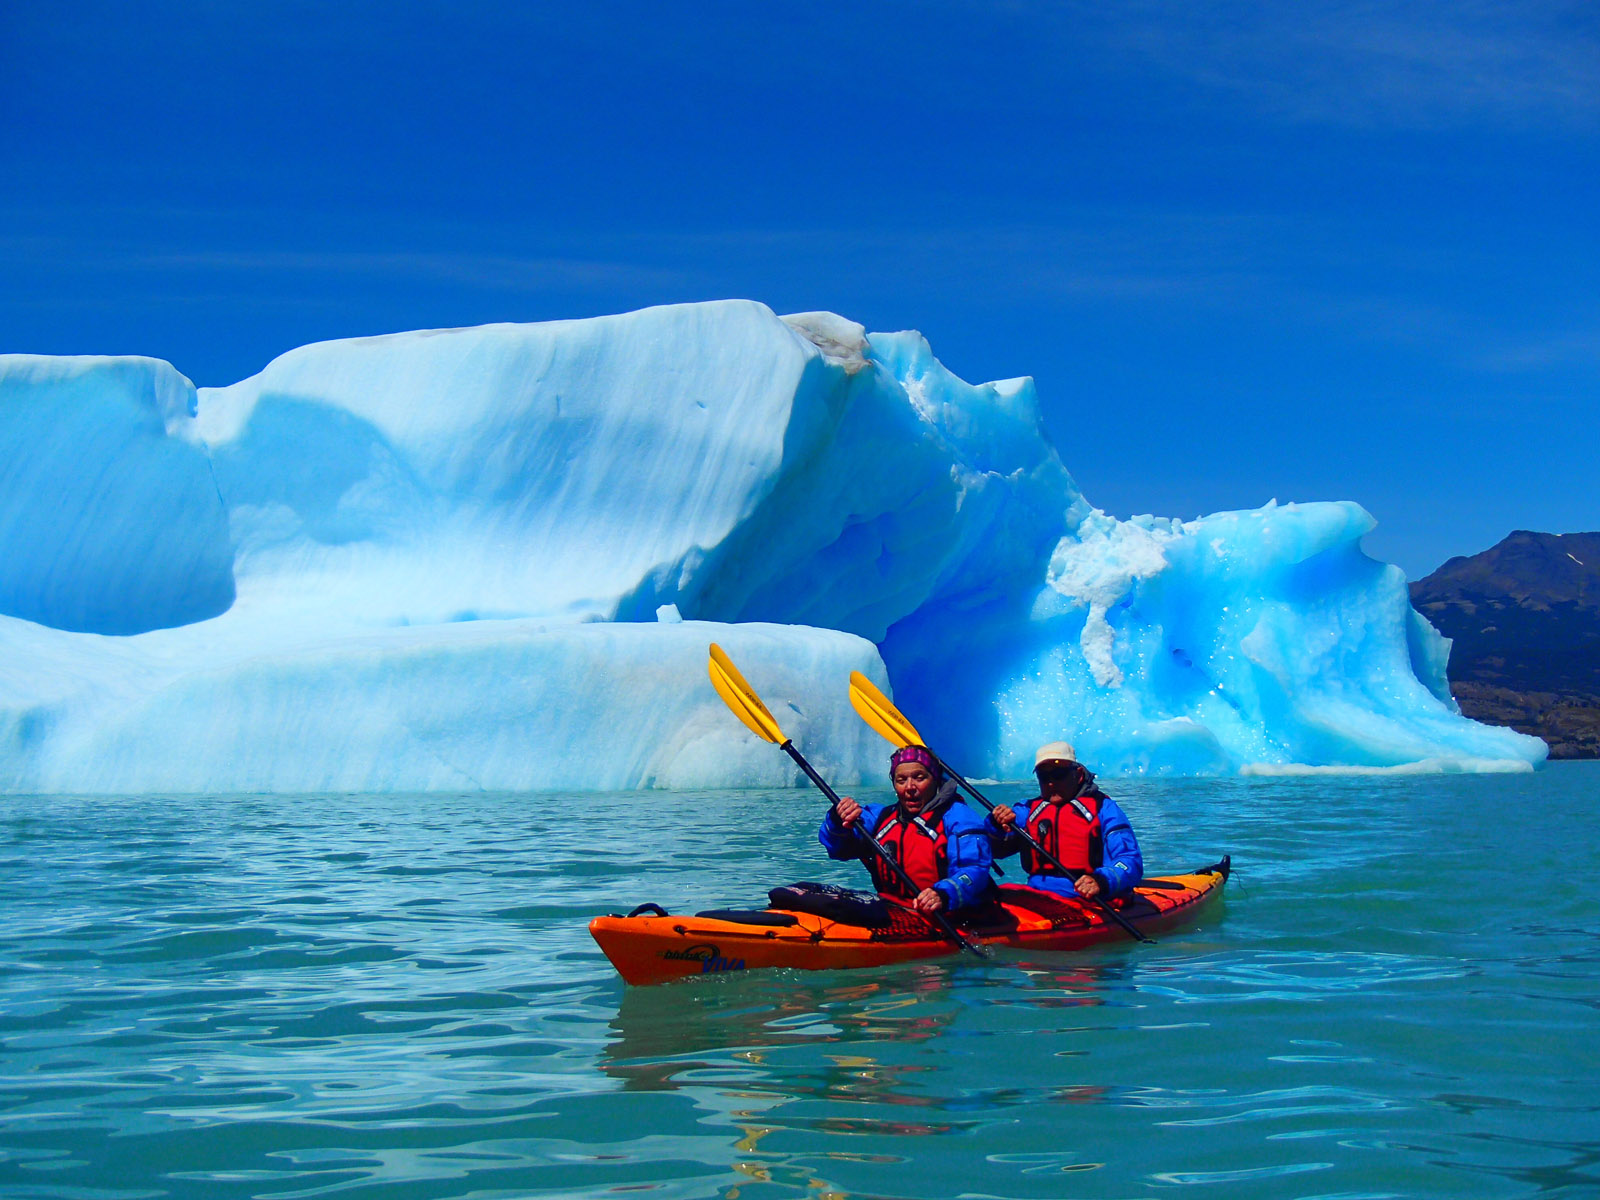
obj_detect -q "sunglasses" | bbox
[1036,766,1079,783]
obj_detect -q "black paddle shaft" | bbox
[780,741,988,959]
[933,755,1155,946]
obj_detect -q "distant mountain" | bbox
[1410,530,1600,758]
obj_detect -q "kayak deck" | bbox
[590,857,1229,986]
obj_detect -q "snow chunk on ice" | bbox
[782,311,869,374]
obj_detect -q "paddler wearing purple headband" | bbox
[819,744,994,916]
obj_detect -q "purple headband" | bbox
[889,745,938,775]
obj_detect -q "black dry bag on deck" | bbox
[768,881,892,928]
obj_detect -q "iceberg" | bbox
[0,301,1544,792]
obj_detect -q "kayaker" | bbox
[819,745,994,916]
[987,742,1143,901]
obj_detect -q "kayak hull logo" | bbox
[662,942,746,974]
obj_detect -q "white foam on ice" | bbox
[1044,510,1177,687]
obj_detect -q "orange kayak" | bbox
[590,857,1229,985]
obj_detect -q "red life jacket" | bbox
[1021,793,1102,877]
[868,807,949,899]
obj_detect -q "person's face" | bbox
[1036,762,1081,801]
[892,762,938,811]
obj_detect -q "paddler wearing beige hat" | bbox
[986,742,1144,902]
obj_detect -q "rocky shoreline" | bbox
[1447,683,1600,760]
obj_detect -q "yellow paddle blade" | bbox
[848,670,924,748]
[708,643,786,745]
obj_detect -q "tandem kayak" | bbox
[590,856,1230,985]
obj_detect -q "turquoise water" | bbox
[2,765,1596,1199]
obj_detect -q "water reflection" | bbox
[601,958,1126,1107]
[606,962,1110,1060]
[998,961,1111,1009]
[603,970,959,1096]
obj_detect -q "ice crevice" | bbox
[0,300,1545,791]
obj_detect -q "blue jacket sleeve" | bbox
[985,798,1035,859]
[819,802,889,861]
[933,803,995,912]
[1093,797,1144,897]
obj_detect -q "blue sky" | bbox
[3,0,1595,577]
